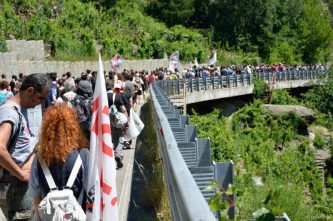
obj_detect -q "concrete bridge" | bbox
[157,70,328,110]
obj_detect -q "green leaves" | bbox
[191,94,332,219]
[253,208,275,221]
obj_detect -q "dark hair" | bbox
[49,72,57,81]
[66,72,71,78]
[105,79,114,91]
[123,72,133,81]
[19,73,24,79]
[81,73,88,80]
[20,73,50,93]
[9,80,15,91]
[12,75,17,81]
[75,77,81,84]
[58,78,64,86]
[1,74,6,79]
[1,80,9,90]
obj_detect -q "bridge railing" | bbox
[158,69,328,96]
[150,83,217,221]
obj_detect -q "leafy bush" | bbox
[253,78,268,99]
[190,100,330,219]
[0,0,210,61]
[271,89,299,105]
[313,134,325,149]
[302,77,333,115]
[0,37,7,52]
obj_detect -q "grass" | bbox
[130,99,171,221]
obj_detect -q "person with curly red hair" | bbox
[28,103,89,220]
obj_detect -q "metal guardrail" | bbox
[150,83,235,220]
[158,69,329,96]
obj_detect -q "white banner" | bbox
[87,54,119,221]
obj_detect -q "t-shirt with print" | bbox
[0,101,37,165]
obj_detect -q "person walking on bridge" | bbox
[0,73,50,220]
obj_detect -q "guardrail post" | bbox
[235,75,238,87]
[292,70,295,80]
[189,78,193,92]
[227,76,230,88]
[196,77,199,91]
[204,77,207,90]
[211,76,215,90]
[177,79,180,94]
[215,162,235,219]
[220,75,223,88]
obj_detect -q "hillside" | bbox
[190,80,333,220]
[0,0,210,62]
[0,0,332,64]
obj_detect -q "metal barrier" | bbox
[150,83,235,220]
[158,69,328,96]
[149,69,312,220]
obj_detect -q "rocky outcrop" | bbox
[262,104,316,122]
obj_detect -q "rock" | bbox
[308,132,316,141]
[262,104,316,122]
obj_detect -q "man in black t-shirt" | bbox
[106,80,128,169]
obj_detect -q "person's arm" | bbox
[120,105,128,118]
[33,197,42,219]
[0,122,29,182]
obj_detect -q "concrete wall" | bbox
[184,80,316,104]
[0,40,169,77]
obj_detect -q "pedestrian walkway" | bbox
[117,102,144,221]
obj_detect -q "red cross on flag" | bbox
[86,54,119,221]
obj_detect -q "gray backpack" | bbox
[109,93,128,128]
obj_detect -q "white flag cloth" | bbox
[208,52,217,66]
[194,57,199,68]
[87,54,119,221]
[169,51,179,65]
[124,108,144,141]
[111,54,125,71]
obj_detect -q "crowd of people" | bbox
[147,63,329,80]
[0,69,148,220]
[0,62,329,220]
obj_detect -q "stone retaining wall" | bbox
[0,40,169,77]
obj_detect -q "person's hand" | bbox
[123,122,129,132]
[18,169,30,182]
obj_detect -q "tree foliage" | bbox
[0,0,209,61]
[303,76,333,114]
[0,0,331,63]
[190,94,332,219]
[147,0,333,64]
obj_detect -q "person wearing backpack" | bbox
[70,79,93,141]
[28,103,89,221]
[0,73,50,220]
[106,81,128,169]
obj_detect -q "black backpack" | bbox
[70,95,93,140]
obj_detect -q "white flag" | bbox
[87,54,119,221]
[111,54,125,71]
[169,51,179,65]
[194,57,199,68]
[208,51,217,66]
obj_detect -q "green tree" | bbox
[146,0,195,27]
[303,77,333,114]
[297,0,333,63]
